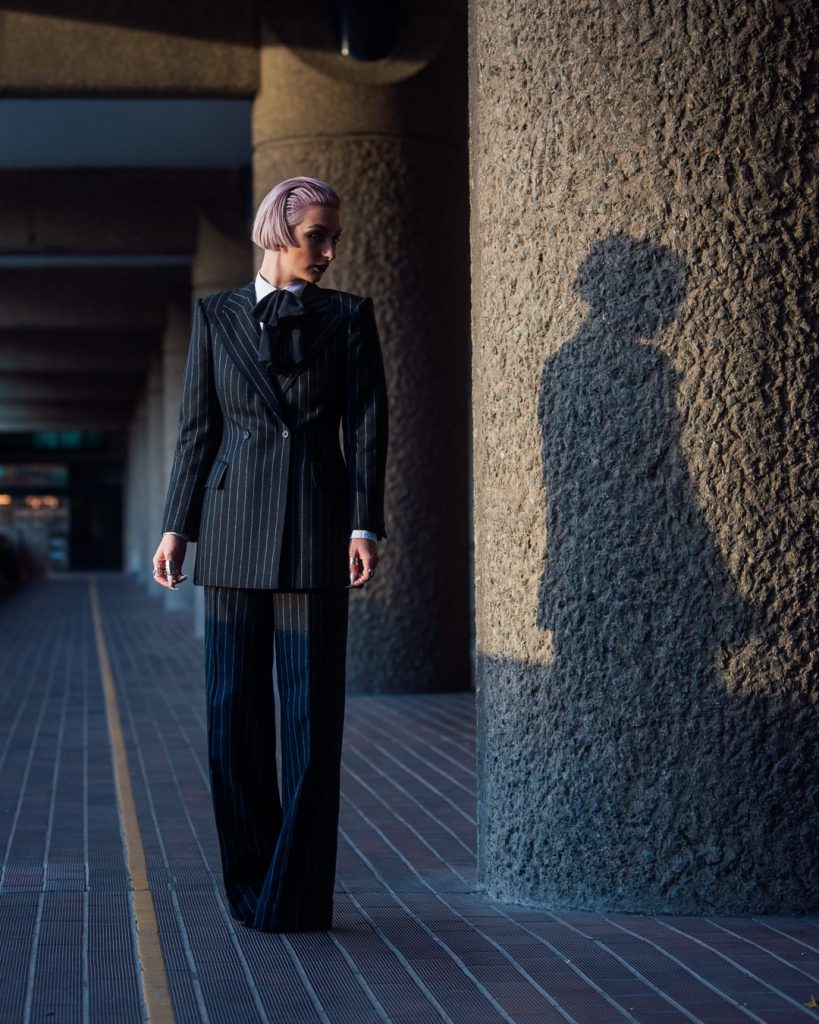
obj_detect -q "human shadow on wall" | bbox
[533,235,762,911]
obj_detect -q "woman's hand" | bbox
[348,538,378,587]
[152,533,188,589]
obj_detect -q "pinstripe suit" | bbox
[161,280,388,931]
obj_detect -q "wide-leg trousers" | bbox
[204,586,349,931]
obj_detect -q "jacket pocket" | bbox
[310,459,345,490]
[204,460,229,490]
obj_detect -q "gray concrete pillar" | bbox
[470,0,818,914]
[162,299,195,614]
[124,404,145,576]
[192,212,251,301]
[145,356,165,598]
[124,397,149,578]
[253,4,471,693]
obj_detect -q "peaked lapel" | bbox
[214,282,289,425]
[214,282,349,417]
[275,283,346,395]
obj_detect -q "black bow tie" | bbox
[252,288,306,371]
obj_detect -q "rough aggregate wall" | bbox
[255,20,472,694]
[470,0,818,912]
[0,9,258,95]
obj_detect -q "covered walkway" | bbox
[0,577,816,1024]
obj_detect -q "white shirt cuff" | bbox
[350,530,378,542]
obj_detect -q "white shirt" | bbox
[254,271,306,302]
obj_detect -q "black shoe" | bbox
[225,882,259,924]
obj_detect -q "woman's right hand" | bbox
[152,533,188,589]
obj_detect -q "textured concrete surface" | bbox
[191,213,252,303]
[470,0,818,913]
[0,7,257,95]
[254,5,472,694]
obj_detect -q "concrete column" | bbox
[470,0,818,913]
[145,355,165,597]
[124,400,148,576]
[192,213,251,301]
[125,395,151,577]
[162,299,195,613]
[186,212,253,635]
[253,3,471,693]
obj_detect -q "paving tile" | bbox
[0,578,815,1024]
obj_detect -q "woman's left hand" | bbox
[349,538,378,587]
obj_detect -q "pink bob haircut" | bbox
[251,176,341,250]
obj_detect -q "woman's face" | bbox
[275,205,342,284]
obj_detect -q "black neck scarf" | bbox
[252,288,306,372]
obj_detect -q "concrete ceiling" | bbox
[0,4,257,437]
[0,166,248,432]
[0,1,258,43]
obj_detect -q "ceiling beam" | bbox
[0,7,257,96]
[0,373,142,403]
[0,169,248,256]
[0,330,159,373]
[0,267,188,329]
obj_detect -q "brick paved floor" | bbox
[0,577,817,1024]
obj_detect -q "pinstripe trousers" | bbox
[204,586,349,932]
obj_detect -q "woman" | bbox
[152,176,388,932]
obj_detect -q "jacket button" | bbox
[281,429,290,438]
[243,429,251,439]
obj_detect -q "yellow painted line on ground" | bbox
[89,578,176,1024]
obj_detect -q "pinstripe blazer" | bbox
[161,281,388,590]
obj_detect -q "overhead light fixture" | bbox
[329,0,401,61]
